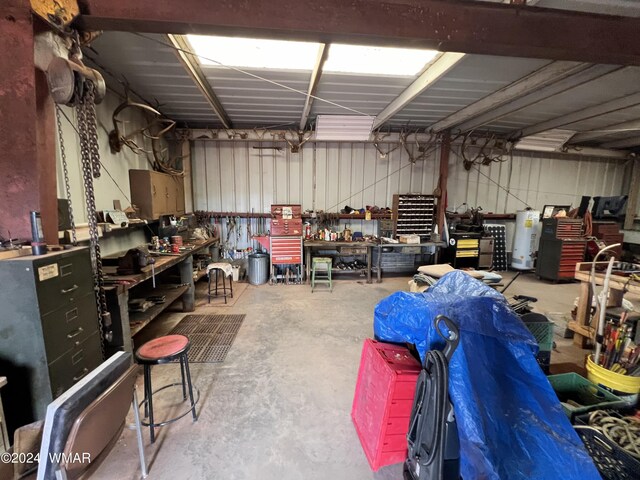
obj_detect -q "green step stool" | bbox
[311,257,333,292]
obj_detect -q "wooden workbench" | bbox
[303,240,376,284]
[568,261,640,348]
[104,237,218,353]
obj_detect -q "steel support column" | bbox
[437,133,451,234]
[0,3,57,243]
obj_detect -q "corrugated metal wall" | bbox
[193,141,626,212]
[192,141,440,211]
[191,140,627,248]
[446,146,627,214]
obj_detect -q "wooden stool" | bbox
[135,335,199,443]
[311,257,333,292]
[207,263,234,304]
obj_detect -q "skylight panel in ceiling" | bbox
[187,35,319,70]
[323,44,439,76]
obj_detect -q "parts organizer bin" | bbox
[547,373,625,421]
[352,339,422,471]
[574,412,640,480]
[392,194,436,241]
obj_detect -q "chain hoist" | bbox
[76,81,112,350]
[46,31,111,353]
[55,105,77,246]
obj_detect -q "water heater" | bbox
[511,209,540,270]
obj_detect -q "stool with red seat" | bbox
[135,334,199,443]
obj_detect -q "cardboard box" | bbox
[398,234,420,244]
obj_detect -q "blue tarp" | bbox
[373,271,600,480]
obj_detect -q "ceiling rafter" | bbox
[166,34,232,128]
[299,43,328,131]
[569,118,640,144]
[429,61,589,133]
[456,64,622,133]
[516,89,640,139]
[601,136,640,149]
[372,52,465,129]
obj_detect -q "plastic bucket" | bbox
[247,253,269,285]
[586,355,640,395]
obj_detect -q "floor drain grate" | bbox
[168,314,245,363]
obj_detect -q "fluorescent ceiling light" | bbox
[515,129,576,152]
[187,35,319,70]
[323,44,439,76]
[315,115,376,141]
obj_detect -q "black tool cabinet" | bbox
[0,247,102,437]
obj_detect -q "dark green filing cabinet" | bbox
[0,247,102,438]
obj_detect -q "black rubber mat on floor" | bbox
[168,314,245,363]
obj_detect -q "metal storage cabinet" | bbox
[129,169,185,220]
[0,247,102,437]
[536,238,587,281]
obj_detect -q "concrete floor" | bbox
[92,271,588,480]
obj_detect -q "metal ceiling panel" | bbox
[309,72,415,117]
[484,66,640,131]
[201,66,308,125]
[563,104,640,132]
[387,55,551,125]
[86,32,221,124]
[476,0,640,17]
[532,0,640,17]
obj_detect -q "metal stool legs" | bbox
[140,351,198,443]
[208,268,233,304]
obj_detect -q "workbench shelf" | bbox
[129,284,190,336]
[193,268,209,283]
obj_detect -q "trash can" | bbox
[248,253,269,285]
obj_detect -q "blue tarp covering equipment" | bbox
[373,271,600,480]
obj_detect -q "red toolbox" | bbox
[351,339,422,471]
[271,204,302,236]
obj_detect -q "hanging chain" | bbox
[76,81,112,354]
[55,106,77,246]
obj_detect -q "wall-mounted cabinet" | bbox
[129,169,185,220]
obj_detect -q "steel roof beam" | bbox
[516,90,640,138]
[601,136,640,149]
[569,118,640,144]
[77,0,640,66]
[456,64,621,133]
[299,43,328,131]
[166,34,232,128]
[372,52,465,129]
[430,61,589,132]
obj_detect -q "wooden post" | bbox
[624,159,639,231]
[573,281,593,348]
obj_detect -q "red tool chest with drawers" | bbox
[270,204,302,236]
[537,218,587,281]
[269,237,302,265]
[352,339,422,471]
[269,205,303,283]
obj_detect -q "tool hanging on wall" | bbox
[47,31,113,350]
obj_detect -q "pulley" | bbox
[47,56,106,106]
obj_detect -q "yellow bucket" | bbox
[586,355,640,395]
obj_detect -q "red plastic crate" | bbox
[351,339,422,471]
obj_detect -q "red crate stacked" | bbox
[351,339,422,471]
